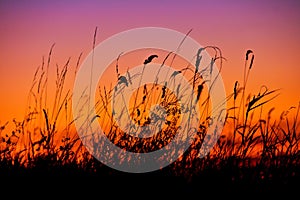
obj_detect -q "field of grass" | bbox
[0,32,299,196]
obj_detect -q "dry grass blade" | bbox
[144,54,158,65]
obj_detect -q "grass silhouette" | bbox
[0,30,299,196]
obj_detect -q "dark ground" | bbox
[1,162,299,199]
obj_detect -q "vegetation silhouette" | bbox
[0,29,299,196]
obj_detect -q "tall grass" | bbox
[0,33,299,191]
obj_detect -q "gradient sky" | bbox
[1,0,300,127]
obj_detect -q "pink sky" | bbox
[1,0,300,126]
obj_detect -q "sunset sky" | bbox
[1,0,300,128]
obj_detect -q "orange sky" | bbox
[0,0,300,130]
